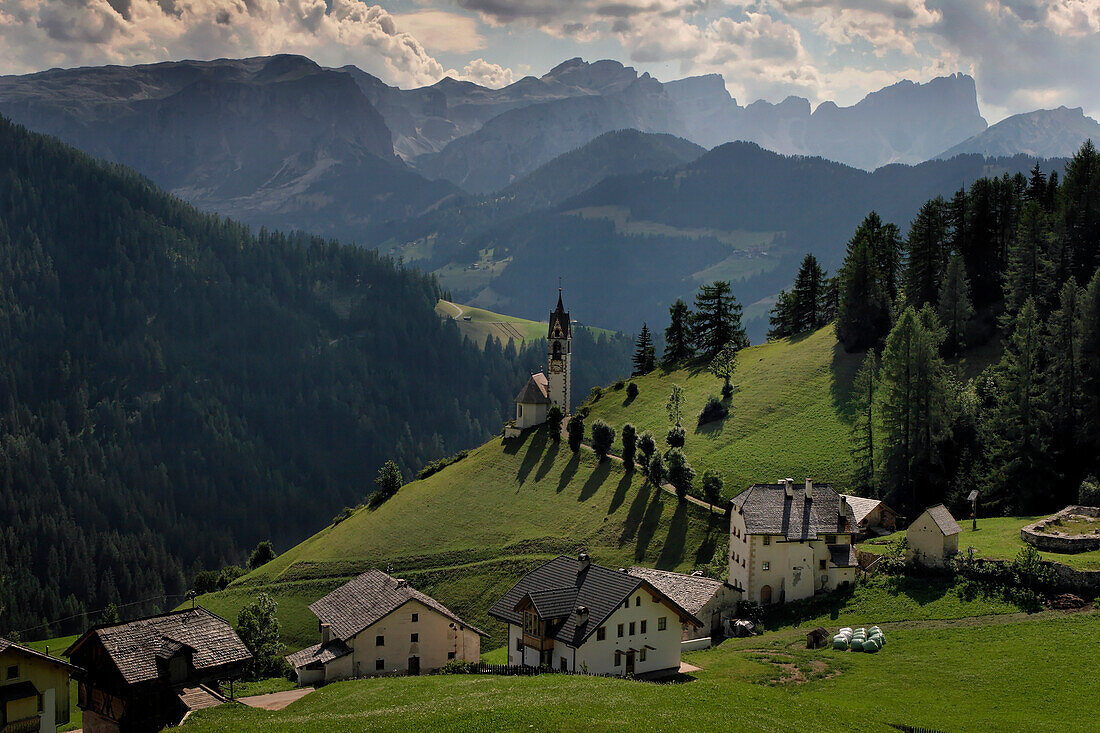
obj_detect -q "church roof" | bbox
[548,289,571,339]
[516,373,550,405]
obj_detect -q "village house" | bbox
[906,504,962,568]
[286,569,484,685]
[504,290,573,439]
[729,479,857,605]
[1,636,80,733]
[64,608,251,733]
[488,554,700,678]
[627,567,740,642]
[840,494,902,539]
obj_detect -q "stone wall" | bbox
[1021,506,1100,553]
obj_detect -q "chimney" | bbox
[805,478,813,500]
[578,552,591,572]
[321,623,332,644]
[784,478,794,498]
[575,606,589,625]
[396,579,408,589]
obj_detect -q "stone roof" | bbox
[488,556,701,648]
[285,639,352,669]
[0,637,80,673]
[515,372,550,405]
[731,482,851,540]
[924,504,962,536]
[627,567,735,616]
[309,569,486,642]
[64,608,251,686]
[840,494,882,525]
[827,544,858,568]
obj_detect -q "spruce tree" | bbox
[662,299,694,365]
[850,349,878,497]
[567,413,585,453]
[1002,201,1054,323]
[692,280,748,358]
[905,198,949,309]
[1060,139,1100,281]
[791,253,828,332]
[1025,163,1046,203]
[937,253,973,357]
[767,289,796,340]
[632,323,656,376]
[1079,268,1100,474]
[1044,280,1084,499]
[836,232,891,352]
[621,423,637,470]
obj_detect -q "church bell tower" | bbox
[547,289,572,414]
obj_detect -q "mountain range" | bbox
[939,106,1100,159]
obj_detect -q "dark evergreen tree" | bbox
[904,198,949,309]
[632,323,656,376]
[590,420,615,461]
[791,253,829,332]
[621,424,637,470]
[1060,139,1100,281]
[767,289,797,340]
[637,431,657,472]
[1044,280,1084,500]
[850,349,879,497]
[937,253,974,357]
[666,449,695,500]
[567,414,585,453]
[546,404,564,441]
[662,299,694,365]
[1080,268,1100,476]
[836,224,892,352]
[248,541,276,570]
[692,281,748,357]
[1002,201,1054,323]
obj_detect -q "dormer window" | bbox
[523,610,541,636]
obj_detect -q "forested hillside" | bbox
[0,117,630,639]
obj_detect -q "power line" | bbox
[12,593,190,637]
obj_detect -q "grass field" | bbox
[196,428,726,651]
[435,299,616,347]
[183,606,1100,733]
[583,326,861,499]
[859,515,1100,571]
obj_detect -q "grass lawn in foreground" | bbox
[859,515,1100,571]
[183,609,1100,733]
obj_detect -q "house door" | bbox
[760,585,773,605]
[408,656,420,676]
[625,651,635,675]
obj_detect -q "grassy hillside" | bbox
[186,608,1100,732]
[436,299,549,346]
[195,427,725,650]
[583,326,861,498]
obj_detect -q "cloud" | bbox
[392,9,485,53]
[446,57,515,87]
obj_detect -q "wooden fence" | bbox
[888,724,947,733]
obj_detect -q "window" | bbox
[762,561,770,571]
[516,638,523,652]
[617,623,624,638]
[411,613,418,623]
[410,633,419,643]
[375,658,385,671]
[640,620,647,634]
[523,611,540,636]
[639,649,647,662]
[6,665,17,680]
[763,536,771,545]
[448,651,456,660]
[597,626,606,641]
[376,635,385,646]
[826,534,836,544]
[614,651,622,667]
[635,596,641,607]
[819,560,827,571]
[560,657,567,671]
[629,622,636,635]
[623,600,629,610]
[657,617,667,631]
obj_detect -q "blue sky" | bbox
[1,1,1098,121]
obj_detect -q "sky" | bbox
[0,1,1097,122]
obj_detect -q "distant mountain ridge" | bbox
[937,106,1100,160]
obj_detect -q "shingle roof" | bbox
[924,504,962,536]
[840,494,882,525]
[520,588,578,619]
[0,637,80,673]
[285,639,352,669]
[488,556,701,648]
[731,482,851,540]
[627,567,735,616]
[64,608,251,686]
[310,569,486,641]
[515,373,550,404]
[828,544,858,568]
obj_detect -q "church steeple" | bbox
[547,288,572,413]
[548,288,571,339]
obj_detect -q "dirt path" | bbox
[438,300,464,318]
[238,687,315,711]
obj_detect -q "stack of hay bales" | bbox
[832,625,886,652]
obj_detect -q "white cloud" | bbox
[446,57,515,87]
[392,9,485,53]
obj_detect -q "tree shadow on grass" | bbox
[579,460,612,503]
[534,438,561,482]
[829,340,863,422]
[608,472,634,515]
[619,481,653,544]
[657,501,689,568]
[516,428,548,484]
[693,517,726,568]
[556,452,580,493]
[634,488,665,561]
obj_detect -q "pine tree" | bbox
[767,290,796,340]
[836,230,891,352]
[567,413,585,453]
[1079,268,1100,475]
[905,198,949,309]
[1026,163,1046,203]
[692,281,748,358]
[666,384,686,427]
[621,423,637,470]
[632,323,656,376]
[850,349,878,496]
[1044,280,1084,499]
[1060,139,1100,281]
[791,253,828,332]
[937,254,973,357]
[662,299,694,365]
[1002,201,1054,323]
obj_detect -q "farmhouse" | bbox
[1,636,80,732]
[286,569,484,684]
[840,494,901,539]
[488,554,700,678]
[729,479,857,605]
[65,608,251,733]
[906,504,962,568]
[627,566,740,641]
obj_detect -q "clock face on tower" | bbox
[550,360,564,373]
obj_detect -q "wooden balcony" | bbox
[522,633,554,651]
[1,716,42,733]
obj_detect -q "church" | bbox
[504,291,572,439]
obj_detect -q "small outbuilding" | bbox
[628,566,741,641]
[840,494,901,539]
[806,627,830,649]
[906,504,963,568]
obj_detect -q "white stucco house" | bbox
[513,373,550,430]
[488,554,700,678]
[906,504,962,568]
[729,479,857,605]
[286,570,484,684]
[628,566,740,641]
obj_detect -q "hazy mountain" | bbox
[0,55,459,242]
[937,106,1100,160]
